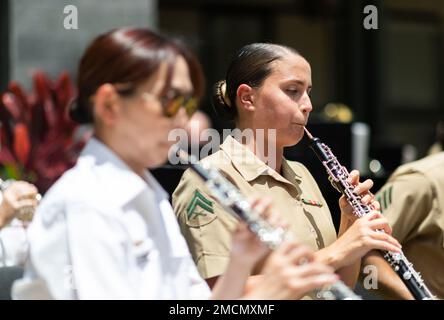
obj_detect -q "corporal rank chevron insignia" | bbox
[376,186,393,213]
[301,198,323,207]
[186,189,214,221]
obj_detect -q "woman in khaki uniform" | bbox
[173,43,402,291]
[363,151,444,299]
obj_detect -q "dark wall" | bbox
[0,0,9,93]
[159,0,444,160]
[6,0,157,90]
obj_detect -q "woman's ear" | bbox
[236,84,255,112]
[93,84,120,125]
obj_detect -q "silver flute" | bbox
[173,146,361,300]
[304,127,435,300]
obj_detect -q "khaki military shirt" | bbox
[173,135,337,279]
[375,152,444,299]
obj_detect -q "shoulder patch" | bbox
[186,189,214,220]
[376,186,393,213]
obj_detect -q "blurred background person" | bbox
[0,180,38,267]
[362,150,444,300]
[0,180,38,300]
[428,120,444,155]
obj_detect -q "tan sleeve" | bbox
[376,172,433,243]
[172,168,238,279]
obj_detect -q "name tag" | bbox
[301,198,323,208]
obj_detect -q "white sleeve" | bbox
[66,205,141,299]
[185,255,212,299]
[0,234,6,266]
[0,220,29,267]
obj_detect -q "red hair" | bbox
[71,27,205,123]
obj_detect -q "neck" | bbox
[236,123,284,173]
[94,131,147,180]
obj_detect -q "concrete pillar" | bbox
[7,0,158,89]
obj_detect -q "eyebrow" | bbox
[168,86,194,97]
[282,79,312,89]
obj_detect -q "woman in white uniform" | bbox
[12,28,337,300]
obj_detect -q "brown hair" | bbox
[212,43,299,121]
[71,27,205,124]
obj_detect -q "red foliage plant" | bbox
[0,71,91,193]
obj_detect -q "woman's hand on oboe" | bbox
[338,169,380,223]
[327,211,402,269]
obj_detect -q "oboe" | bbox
[173,146,361,300]
[304,127,435,300]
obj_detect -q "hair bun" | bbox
[211,80,237,121]
[68,96,93,124]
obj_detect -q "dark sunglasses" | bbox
[162,94,198,118]
[114,83,198,118]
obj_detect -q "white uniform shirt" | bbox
[12,138,211,299]
[0,201,28,267]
